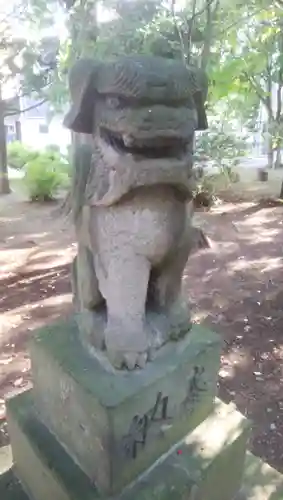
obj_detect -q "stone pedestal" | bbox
[6,318,251,500]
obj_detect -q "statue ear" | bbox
[63,59,102,134]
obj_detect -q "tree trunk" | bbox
[267,134,273,169]
[15,120,22,141]
[201,0,220,71]
[264,60,274,169]
[275,144,281,169]
[266,110,274,168]
[275,33,283,171]
[0,92,10,195]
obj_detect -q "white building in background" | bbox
[4,95,71,154]
[19,97,71,153]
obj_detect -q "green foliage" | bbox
[195,123,247,167]
[0,3,59,98]
[51,0,222,111]
[7,141,70,171]
[24,151,70,202]
[195,167,239,200]
[34,0,283,162]
[7,139,71,201]
[45,143,61,154]
[193,121,245,201]
[209,1,283,129]
[7,142,39,170]
[24,158,62,201]
[0,1,61,194]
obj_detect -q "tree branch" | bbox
[218,6,264,37]
[59,0,77,9]
[170,0,187,64]
[5,99,47,117]
[243,71,272,113]
[189,0,217,24]
[201,0,220,70]
[171,0,217,65]
[187,0,197,59]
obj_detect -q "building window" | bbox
[39,123,49,134]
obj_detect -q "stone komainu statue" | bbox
[64,55,208,370]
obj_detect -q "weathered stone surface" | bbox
[120,399,251,500]
[30,318,221,495]
[0,468,29,500]
[6,391,96,500]
[64,55,209,369]
[4,393,283,500]
[7,392,251,500]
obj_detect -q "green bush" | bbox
[195,122,246,172]
[7,141,39,170]
[8,142,70,170]
[8,141,71,201]
[45,144,60,154]
[24,153,70,202]
[193,122,244,207]
[44,147,72,178]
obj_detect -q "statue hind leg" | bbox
[148,226,194,343]
[72,243,106,350]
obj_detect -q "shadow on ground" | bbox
[0,263,71,314]
[0,261,72,400]
[0,200,74,406]
[1,197,283,480]
[187,200,283,473]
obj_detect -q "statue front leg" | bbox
[103,254,151,370]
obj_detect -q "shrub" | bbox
[195,122,246,173]
[24,153,70,202]
[44,147,72,178]
[7,141,39,170]
[45,144,60,154]
[193,122,244,207]
[8,141,71,200]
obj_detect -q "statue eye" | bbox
[106,97,121,108]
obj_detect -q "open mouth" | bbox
[100,128,189,159]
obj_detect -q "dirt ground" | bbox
[0,191,283,474]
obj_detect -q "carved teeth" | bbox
[123,353,139,370]
[137,352,147,369]
[122,134,133,147]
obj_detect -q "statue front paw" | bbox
[108,349,148,370]
[105,320,149,370]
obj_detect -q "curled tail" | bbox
[58,143,93,223]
